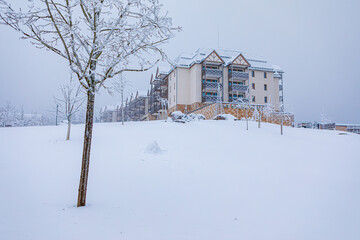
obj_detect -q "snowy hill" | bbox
[1,121,360,240]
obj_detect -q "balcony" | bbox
[203,68,223,78]
[230,97,249,103]
[160,91,168,98]
[229,71,249,80]
[202,96,219,103]
[203,82,222,91]
[229,85,248,93]
[279,85,283,91]
[152,82,161,91]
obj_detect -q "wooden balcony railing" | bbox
[229,85,248,92]
[203,82,222,91]
[202,96,219,103]
[203,68,223,78]
[229,71,249,80]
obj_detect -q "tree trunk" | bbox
[66,121,71,140]
[77,91,95,207]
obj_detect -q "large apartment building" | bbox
[100,48,287,122]
[166,48,284,113]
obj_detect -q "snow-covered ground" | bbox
[1,121,360,240]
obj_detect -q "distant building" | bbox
[297,121,313,129]
[100,91,150,122]
[335,124,360,134]
[166,48,284,113]
[313,122,336,130]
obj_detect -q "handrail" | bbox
[230,85,248,92]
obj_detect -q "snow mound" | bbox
[145,141,163,154]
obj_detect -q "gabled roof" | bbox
[172,48,281,72]
[203,50,224,64]
[230,53,250,67]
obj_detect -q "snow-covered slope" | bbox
[1,121,360,240]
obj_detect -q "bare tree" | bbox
[0,0,179,207]
[234,98,250,130]
[159,97,168,121]
[252,106,261,128]
[113,74,132,125]
[54,78,85,140]
[274,102,293,135]
[0,102,20,127]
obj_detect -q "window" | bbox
[264,84,267,91]
[252,96,256,102]
[252,83,255,90]
[264,96,268,103]
[264,72,267,78]
[252,71,255,77]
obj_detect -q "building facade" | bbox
[166,48,284,114]
[100,48,289,123]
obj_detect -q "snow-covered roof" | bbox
[336,124,360,127]
[172,48,281,73]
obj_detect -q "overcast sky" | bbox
[0,0,359,123]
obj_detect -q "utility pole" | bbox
[121,89,124,125]
[281,114,284,135]
[56,105,59,126]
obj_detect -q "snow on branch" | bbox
[0,0,180,92]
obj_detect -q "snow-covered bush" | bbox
[188,113,206,121]
[171,111,186,121]
[213,114,237,121]
[171,112,206,123]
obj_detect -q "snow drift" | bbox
[0,121,360,240]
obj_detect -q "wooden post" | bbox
[246,109,249,131]
[258,106,261,128]
[121,89,124,125]
[56,105,59,126]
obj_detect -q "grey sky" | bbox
[0,0,359,123]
